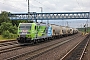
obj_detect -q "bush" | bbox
[2,30,10,38]
[2,30,18,39]
[0,22,18,34]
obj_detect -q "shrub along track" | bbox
[0,33,81,60]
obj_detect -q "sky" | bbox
[0,0,90,28]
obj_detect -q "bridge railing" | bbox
[8,12,90,20]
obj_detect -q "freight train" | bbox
[17,23,78,44]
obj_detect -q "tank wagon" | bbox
[17,23,78,44]
[73,28,78,34]
[51,24,63,36]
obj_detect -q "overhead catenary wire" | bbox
[76,0,90,32]
[75,0,83,11]
[0,0,38,12]
[33,0,53,11]
[1,0,55,12]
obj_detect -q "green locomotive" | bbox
[17,23,52,43]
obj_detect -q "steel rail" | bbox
[60,34,89,60]
[6,35,79,60]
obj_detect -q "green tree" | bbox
[0,11,11,25]
[9,25,17,34]
[0,11,34,39]
[0,22,17,34]
[2,30,17,39]
[11,20,29,27]
[2,30,10,38]
[0,11,34,26]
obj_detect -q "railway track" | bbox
[0,40,17,47]
[0,40,16,43]
[0,40,24,54]
[5,34,81,60]
[60,33,90,60]
[0,33,80,54]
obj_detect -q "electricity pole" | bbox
[39,7,43,22]
[28,0,30,21]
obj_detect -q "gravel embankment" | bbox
[32,34,86,60]
[0,33,84,60]
[82,37,90,60]
[0,34,79,60]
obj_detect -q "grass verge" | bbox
[0,35,16,42]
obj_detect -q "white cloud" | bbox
[0,0,90,13]
[0,0,90,28]
[41,1,56,12]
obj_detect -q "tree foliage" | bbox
[0,11,33,39]
[11,20,29,27]
[2,30,17,39]
[0,11,34,26]
[0,11,11,25]
[0,22,17,34]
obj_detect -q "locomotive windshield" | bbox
[19,24,31,30]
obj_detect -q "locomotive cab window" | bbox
[19,24,31,30]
